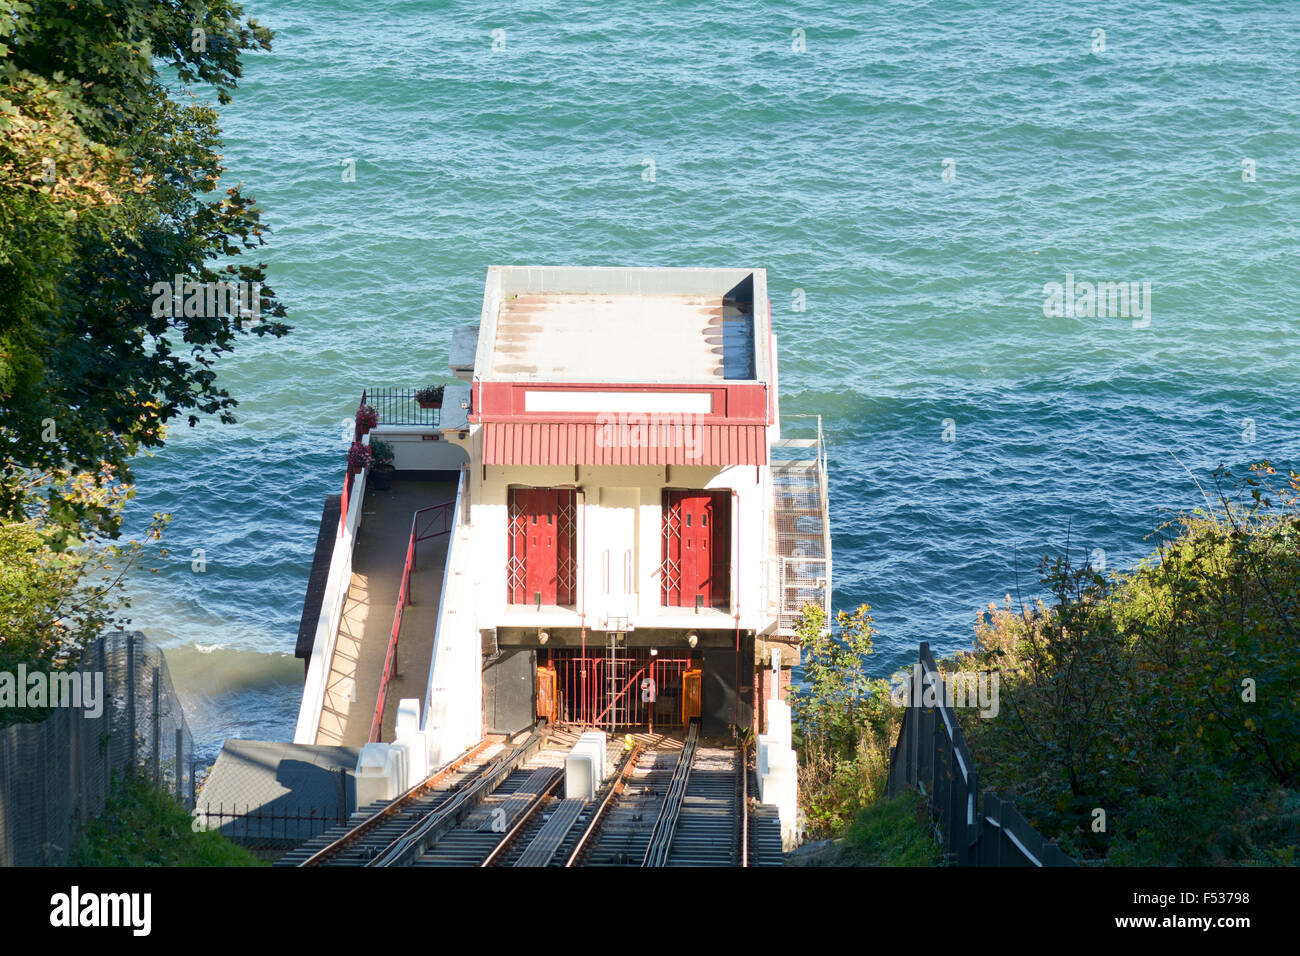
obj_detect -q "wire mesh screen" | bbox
[771,460,830,634]
[778,557,829,635]
[0,631,195,866]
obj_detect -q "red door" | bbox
[526,489,557,603]
[662,490,730,609]
[509,488,576,605]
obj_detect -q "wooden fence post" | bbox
[100,637,111,796]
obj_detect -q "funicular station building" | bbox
[288,266,831,847]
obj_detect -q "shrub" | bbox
[370,439,394,467]
[957,463,1300,864]
[790,603,902,837]
[71,772,262,867]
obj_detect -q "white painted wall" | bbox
[464,448,775,635]
[293,459,368,744]
[420,471,483,767]
[370,427,469,471]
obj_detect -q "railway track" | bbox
[277,721,781,868]
[277,729,545,867]
[553,721,767,867]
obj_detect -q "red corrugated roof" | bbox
[481,422,768,466]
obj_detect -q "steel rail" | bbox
[480,771,564,867]
[369,728,547,867]
[562,741,645,867]
[641,719,700,867]
[514,798,585,868]
[297,737,495,867]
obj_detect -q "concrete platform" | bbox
[194,740,360,844]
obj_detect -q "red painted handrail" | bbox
[368,501,456,743]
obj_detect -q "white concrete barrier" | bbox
[565,753,597,800]
[760,758,799,849]
[766,699,792,741]
[759,694,800,850]
[576,731,608,782]
[294,463,368,744]
[355,741,403,807]
[395,699,420,738]
[394,698,427,789]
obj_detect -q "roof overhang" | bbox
[481,421,768,466]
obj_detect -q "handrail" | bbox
[364,387,442,428]
[368,500,457,743]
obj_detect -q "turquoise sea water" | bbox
[121,1,1300,761]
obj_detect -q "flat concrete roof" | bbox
[491,292,754,381]
[195,740,360,839]
[476,266,770,385]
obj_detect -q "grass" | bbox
[789,790,945,866]
[70,772,263,867]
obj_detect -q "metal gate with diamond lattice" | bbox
[507,488,576,605]
[660,489,730,609]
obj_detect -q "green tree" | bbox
[963,463,1300,863]
[791,603,878,751]
[1,0,289,544]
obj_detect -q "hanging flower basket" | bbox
[356,403,378,434]
[348,441,372,475]
[415,385,444,410]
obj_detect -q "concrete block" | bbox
[576,731,607,781]
[765,699,792,743]
[760,753,799,851]
[395,698,420,738]
[565,753,597,800]
[355,743,401,806]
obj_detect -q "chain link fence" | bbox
[0,631,195,866]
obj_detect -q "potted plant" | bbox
[356,403,378,435]
[415,385,444,409]
[369,439,395,490]
[347,441,372,475]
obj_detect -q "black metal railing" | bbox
[364,387,442,427]
[886,641,1076,867]
[193,803,350,850]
